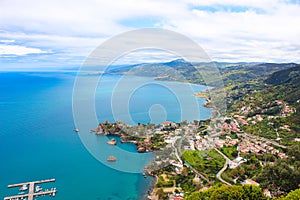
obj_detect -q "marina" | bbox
[4,179,56,200]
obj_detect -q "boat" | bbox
[35,185,42,192]
[73,128,79,132]
[107,156,117,162]
[107,138,117,145]
[143,172,147,178]
[19,184,28,191]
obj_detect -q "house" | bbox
[214,138,225,148]
[222,123,230,130]
[242,179,259,186]
[271,149,279,155]
[241,119,248,125]
[171,161,183,168]
[169,193,184,200]
[163,121,177,128]
[263,189,272,197]
[278,153,288,159]
[199,187,210,191]
[193,175,201,184]
[175,167,182,174]
[230,121,240,132]
[255,115,263,122]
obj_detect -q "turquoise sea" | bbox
[0,72,211,199]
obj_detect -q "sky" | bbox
[0,0,300,70]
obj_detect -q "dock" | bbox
[4,179,56,200]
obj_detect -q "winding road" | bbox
[173,135,209,182]
[172,137,183,164]
[214,147,232,185]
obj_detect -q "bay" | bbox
[0,71,211,199]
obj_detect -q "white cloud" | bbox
[0,0,300,66]
[0,39,15,43]
[0,44,46,56]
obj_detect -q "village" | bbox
[92,98,297,200]
[143,113,292,200]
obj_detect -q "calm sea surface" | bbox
[0,72,211,199]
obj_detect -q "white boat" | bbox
[35,185,42,192]
[19,184,28,191]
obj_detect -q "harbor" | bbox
[4,179,56,200]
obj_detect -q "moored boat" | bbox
[107,156,117,162]
[35,185,42,192]
[107,138,117,145]
[19,184,28,191]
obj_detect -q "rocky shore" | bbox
[146,175,159,200]
[91,121,165,199]
[193,90,208,98]
[91,122,158,153]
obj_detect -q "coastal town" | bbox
[90,64,300,200]
[92,99,297,200]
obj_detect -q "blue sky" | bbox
[0,0,300,70]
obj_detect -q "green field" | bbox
[220,146,238,160]
[182,149,225,179]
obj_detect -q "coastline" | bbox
[91,122,153,153]
[91,123,160,199]
[145,90,217,198]
[146,175,159,200]
[90,89,214,199]
[193,90,208,98]
[193,90,214,109]
[89,79,214,199]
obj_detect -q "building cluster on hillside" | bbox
[236,100,296,122]
[146,118,291,200]
[149,119,288,162]
[163,118,289,162]
[221,119,241,132]
[238,134,288,158]
[232,113,266,125]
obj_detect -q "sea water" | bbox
[0,72,211,199]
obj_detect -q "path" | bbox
[214,148,232,185]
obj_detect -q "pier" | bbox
[4,179,56,200]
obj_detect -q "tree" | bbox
[257,159,300,194]
[287,144,300,161]
[156,188,164,198]
[186,185,267,200]
[280,188,300,200]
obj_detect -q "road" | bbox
[173,135,209,182]
[184,161,209,182]
[214,147,232,185]
[172,137,183,164]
